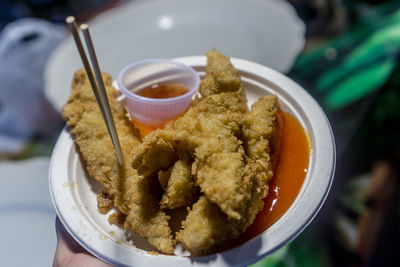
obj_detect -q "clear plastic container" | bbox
[117,59,200,126]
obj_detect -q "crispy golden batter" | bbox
[242,95,279,162]
[176,96,279,254]
[131,129,176,178]
[176,196,239,255]
[127,50,278,254]
[199,49,243,99]
[62,69,140,214]
[62,70,174,254]
[172,92,250,220]
[63,49,279,256]
[124,171,175,254]
[108,210,126,228]
[160,159,197,209]
[97,191,114,214]
[240,95,279,228]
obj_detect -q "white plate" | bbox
[44,0,305,111]
[49,56,335,267]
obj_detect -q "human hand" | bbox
[53,217,111,267]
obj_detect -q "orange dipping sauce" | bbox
[132,82,190,137]
[135,82,189,99]
[238,111,311,242]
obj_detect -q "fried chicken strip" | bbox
[63,70,174,254]
[124,170,175,254]
[176,96,279,255]
[176,196,240,255]
[240,95,279,227]
[160,159,197,209]
[62,69,140,214]
[199,48,244,100]
[178,99,249,220]
[131,129,176,178]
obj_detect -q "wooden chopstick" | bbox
[66,16,124,166]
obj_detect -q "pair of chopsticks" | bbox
[66,16,124,166]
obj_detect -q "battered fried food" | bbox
[160,159,197,209]
[173,92,250,220]
[97,191,114,214]
[174,50,251,220]
[176,96,279,254]
[129,50,250,219]
[62,70,174,254]
[240,95,279,228]
[198,49,242,97]
[131,129,176,178]
[62,69,140,214]
[127,50,278,254]
[124,169,175,254]
[63,49,279,256]
[176,196,240,255]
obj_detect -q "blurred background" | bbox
[0,0,399,266]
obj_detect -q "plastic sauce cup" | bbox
[117,59,200,126]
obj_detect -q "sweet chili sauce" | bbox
[237,110,311,243]
[132,82,189,137]
[135,82,189,99]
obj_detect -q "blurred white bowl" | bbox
[44,0,305,111]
